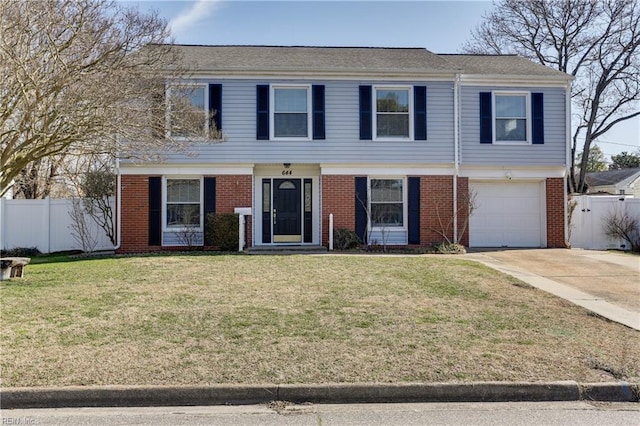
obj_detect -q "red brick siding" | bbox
[457,177,470,247]
[321,175,356,246]
[321,175,460,247]
[119,175,154,253]
[546,177,566,248]
[118,174,253,253]
[420,176,463,246]
[214,175,253,248]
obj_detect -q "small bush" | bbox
[333,228,362,250]
[431,242,467,254]
[205,213,239,252]
[2,247,41,257]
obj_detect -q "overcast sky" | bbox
[126,0,639,158]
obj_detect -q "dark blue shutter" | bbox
[355,177,368,243]
[479,92,492,144]
[209,84,222,132]
[256,85,269,140]
[148,177,162,246]
[414,86,427,140]
[312,85,325,140]
[203,177,216,246]
[359,86,372,140]
[408,177,420,245]
[532,92,544,144]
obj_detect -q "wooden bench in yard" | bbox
[0,257,31,280]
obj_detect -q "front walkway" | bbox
[465,249,640,331]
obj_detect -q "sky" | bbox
[125,0,639,160]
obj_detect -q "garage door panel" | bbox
[470,181,544,248]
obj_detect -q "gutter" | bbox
[453,73,461,242]
[114,158,121,252]
[565,79,572,246]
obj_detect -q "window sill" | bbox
[492,141,531,146]
[372,138,414,142]
[270,137,313,142]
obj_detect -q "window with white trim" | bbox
[165,179,202,228]
[169,85,207,138]
[374,87,412,140]
[494,92,530,143]
[271,86,311,139]
[370,178,405,228]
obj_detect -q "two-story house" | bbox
[116,45,572,253]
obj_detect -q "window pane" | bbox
[174,87,205,109]
[171,86,206,137]
[371,179,403,202]
[376,90,409,112]
[377,114,409,137]
[167,180,200,203]
[496,118,527,141]
[275,89,307,112]
[496,95,526,118]
[371,203,403,227]
[263,182,271,213]
[274,113,308,137]
[167,204,200,227]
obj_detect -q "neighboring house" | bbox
[585,168,640,197]
[116,45,572,253]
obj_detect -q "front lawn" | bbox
[1,254,638,387]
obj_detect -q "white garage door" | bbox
[469,181,544,247]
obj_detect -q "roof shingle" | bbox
[163,45,572,79]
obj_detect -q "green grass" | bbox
[1,254,638,387]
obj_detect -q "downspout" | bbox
[453,73,461,243]
[114,158,121,251]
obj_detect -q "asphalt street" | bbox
[2,401,639,425]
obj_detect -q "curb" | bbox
[1,382,638,409]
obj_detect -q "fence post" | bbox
[45,197,51,253]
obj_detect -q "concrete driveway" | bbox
[466,249,639,330]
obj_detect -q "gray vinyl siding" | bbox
[159,79,455,165]
[369,229,407,245]
[162,231,204,246]
[459,86,567,166]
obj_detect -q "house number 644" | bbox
[281,170,292,175]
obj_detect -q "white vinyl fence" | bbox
[569,195,640,250]
[0,198,116,254]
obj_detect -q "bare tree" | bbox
[0,0,219,197]
[432,189,478,245]
[603,205,640,252]
[79,167,116,246]
[463,0,640,193]
[68,198,99,254]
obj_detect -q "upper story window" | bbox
[374,86,413,140]
[169,85,207,138]
[165,178,202,229]
[271,86,312,139]
[370,178,405,228]
[493,92,530,144]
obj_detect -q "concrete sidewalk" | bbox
[466,249,640,330]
